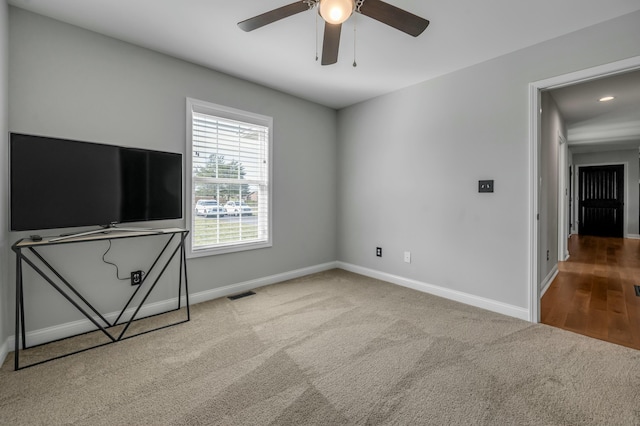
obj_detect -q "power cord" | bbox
[102,240,145,282]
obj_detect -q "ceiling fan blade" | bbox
[321,23,342,65]
[358,0,429,37]
[238,2,310,32]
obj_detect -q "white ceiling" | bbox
[7,0,640,110]
[549,69,640,154]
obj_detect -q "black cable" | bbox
[102,240,132,281]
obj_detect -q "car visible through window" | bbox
[195,200,226,217]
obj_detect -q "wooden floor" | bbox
[541,235,640,350]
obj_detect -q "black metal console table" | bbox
[12,228,190,370]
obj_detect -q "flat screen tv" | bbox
[10,133,183,232]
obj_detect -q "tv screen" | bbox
[10,133,183,232]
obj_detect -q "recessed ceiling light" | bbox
[599,96,615,102]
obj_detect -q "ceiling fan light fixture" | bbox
[319,0,355,25]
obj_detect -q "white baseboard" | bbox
[187,261,338,305]
[6,296,189,351]
[1,260,532,365]
[626,234,640,239]
[0,338,8,367]
[336,262,529,321]
[540,265,559,298]
[2,261,339,363]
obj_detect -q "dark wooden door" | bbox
[578,165,624,237]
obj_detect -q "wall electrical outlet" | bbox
[376,247,382,257]
[404,251,411,263]
[131,270,143,286]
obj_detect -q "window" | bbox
[186,98,272,257]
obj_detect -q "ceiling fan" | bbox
[238,0,429,66]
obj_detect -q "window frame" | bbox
[186,98,273,258]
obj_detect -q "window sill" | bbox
[187,240,272,258]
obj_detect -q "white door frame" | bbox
[558,132,569,262]
[528,56,640,323]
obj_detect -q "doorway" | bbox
[529,55,640,323]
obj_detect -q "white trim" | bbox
[529,57,640,91]
[5,262,338,352]
[3,260,532,354]
[528,55,640,324]
[8,297,190,349]
[558,132,569,262]
[187,261,338,305]
[337,262,529,321]
[540,265,558,298]
[528,81,541,323]
[625,234,640,239]
[0,339,8,367]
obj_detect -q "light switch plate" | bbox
[479,180,494,193]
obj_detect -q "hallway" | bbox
[541,235,640,350]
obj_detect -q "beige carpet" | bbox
[1,269,639,425]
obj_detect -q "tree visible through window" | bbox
[187,99,272,256]
[195,154,250,201]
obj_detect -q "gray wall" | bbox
[7,8,337,331]
[4,5,640,345]
[337,10,640,310]
[572,149,640,236]
[0,0,9,356]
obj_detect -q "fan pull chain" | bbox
[315,11,319,62]
[353,14,358,67]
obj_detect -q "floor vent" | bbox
[635,285,640,297]
[228,291,256,301]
